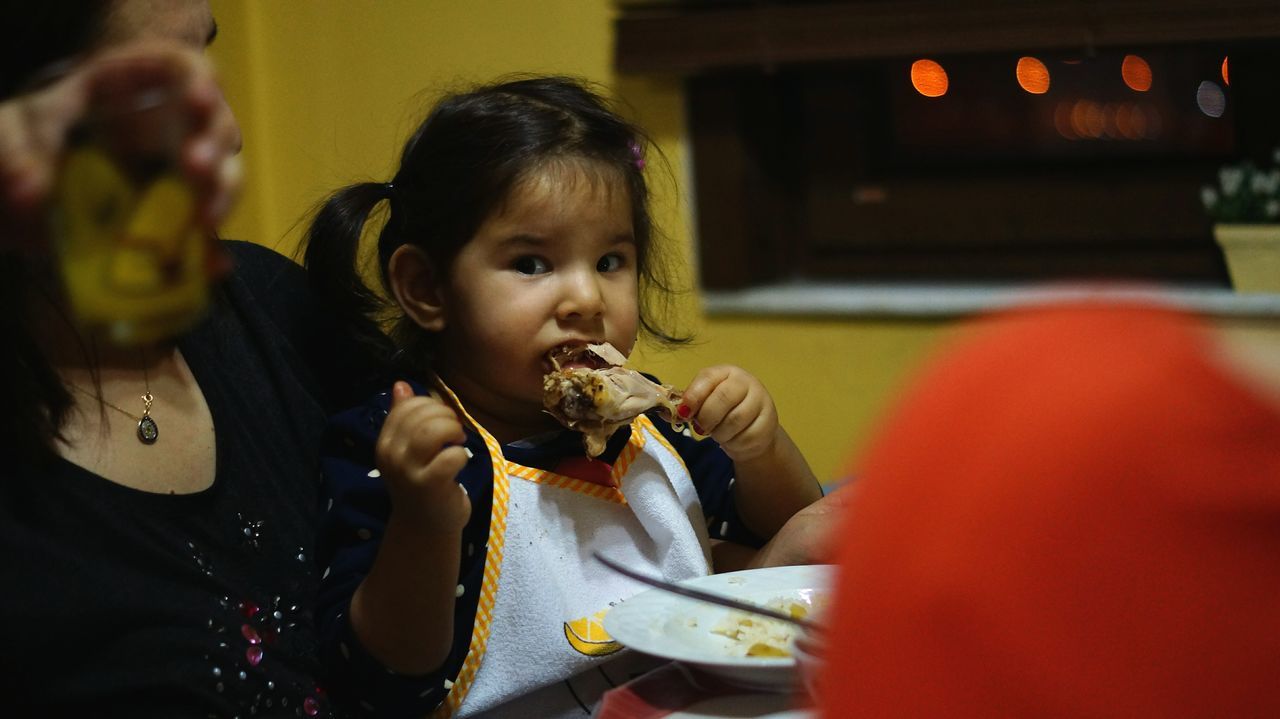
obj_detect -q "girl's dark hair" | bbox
[2,1,113,465]
[303,75,689,371]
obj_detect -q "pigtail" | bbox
[301,182,397,354]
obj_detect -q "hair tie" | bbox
[379,181,400,217]
[628,141,645,171]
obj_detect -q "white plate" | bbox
[603,565,832,692]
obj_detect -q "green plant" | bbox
[1201,148,1280,223]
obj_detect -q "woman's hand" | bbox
[0,39,241,253]
[375,381,471,531]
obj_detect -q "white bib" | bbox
[433,390,713,719]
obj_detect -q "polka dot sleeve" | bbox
[647,410,765,548]
[314,387,493,718]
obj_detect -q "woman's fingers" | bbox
[1,39,240,252]
[0,71,89,248]
[92,44,241,233]
[179,71,242,229]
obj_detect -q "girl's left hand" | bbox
[680,364,823,543]
[677,364,779,461]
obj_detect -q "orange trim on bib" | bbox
[430,381,512,719]
[505,420,650,504]
[637,415,691,478]
[508,463,628,505]
[612,424,647,478]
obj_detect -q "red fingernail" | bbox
[692,421,705,434]
[677,404,691,419]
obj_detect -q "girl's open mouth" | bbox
[545,342,624,373]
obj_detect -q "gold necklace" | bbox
[67,365,159,445]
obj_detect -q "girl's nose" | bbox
[557,269,605,320]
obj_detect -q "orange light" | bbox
[1102,103,1121,139]
[1016,56,1050,94]
[1129,104,1148,139]
[1070,101,1090,139]
[1144,106,1163,139]
[1084,101,1106,138]
[1222,56,1230,85]
[911,59,949,98]
[1122,54,1152,92]
[1115,103,1137,140]
[1054,101,1077,140]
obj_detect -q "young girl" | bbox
[304,76,822,718]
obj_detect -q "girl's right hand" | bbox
[375,382,472,532]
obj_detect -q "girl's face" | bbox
[433,160,640,441]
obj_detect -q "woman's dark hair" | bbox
[0,2,113,101]
[2,1,114,465]
[303,75,689,371]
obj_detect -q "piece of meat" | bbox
[543,342,683,457]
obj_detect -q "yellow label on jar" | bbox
[54,145,209,345]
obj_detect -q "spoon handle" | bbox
[594,552,822,633]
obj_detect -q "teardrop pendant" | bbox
[137,415,159,444]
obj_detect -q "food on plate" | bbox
[542,342,683,456]
[709,595,825,658]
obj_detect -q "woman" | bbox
[1,2,383,716]
[2,5,843,716]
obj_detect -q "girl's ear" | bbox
[388,244,447,331]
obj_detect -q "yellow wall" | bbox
[207,0,948,483]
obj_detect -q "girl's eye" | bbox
[514,256,550,275]
[597,253,626,272]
